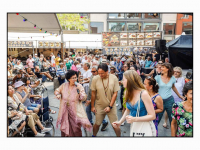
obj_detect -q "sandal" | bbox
[163,123,169,129]
[50,110,56,114]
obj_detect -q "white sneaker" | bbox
[41,128,52,133]
[35,133,45,137]
[116,103,119,107]
[121,122,125,126]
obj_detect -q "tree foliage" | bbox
[57,14,90,32]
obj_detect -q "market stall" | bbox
[102,31,162,56]
[166,35,193,69]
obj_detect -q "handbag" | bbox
[60,74,65,80]
[130,91,156,137]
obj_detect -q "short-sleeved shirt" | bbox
[35,72,42,78]
[172,77,185,103]
[155,75,176,99]
[171,102,192,137]
[91,74,120,108]
[51,55,55,64]
[26,58,34,68]
[145,60,152,67]
[55,57,61,66]
[83,69,92,88]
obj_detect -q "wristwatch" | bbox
[109,105,113,109]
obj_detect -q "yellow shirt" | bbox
[55,57,61,66]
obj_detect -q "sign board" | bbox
[102,47,156,55]
[38,41,65,48]
[102,31,162,47]
[8,41,33,48]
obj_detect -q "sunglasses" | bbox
[158,63,163,64]
[91,71,96,73]
[111,69,115,70]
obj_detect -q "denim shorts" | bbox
[27,104,39,111]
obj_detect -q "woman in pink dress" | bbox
[54,70,92,137]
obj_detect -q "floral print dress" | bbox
[151,94,159,137]
[171,102,193,137]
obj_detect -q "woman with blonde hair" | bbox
[112,70,155,135]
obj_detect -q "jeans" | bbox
[86,103,107,125]
[42,75,47,82]
[158,96,175,125]
[58,77,65,85]
[27,104,39,111]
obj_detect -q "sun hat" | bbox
[14,81,25,88]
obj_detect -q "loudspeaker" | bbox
[155,40,166,54]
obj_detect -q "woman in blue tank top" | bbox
[112,70,156,135]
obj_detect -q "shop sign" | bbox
[8,41,33,48]
[38,41,64,48]
[102,31,162,47]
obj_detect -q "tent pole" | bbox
[61,31,64,60]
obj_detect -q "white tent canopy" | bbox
[8,13,61,34]
[8,33,102,49]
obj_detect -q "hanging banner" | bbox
[103,47,152,55]
[38,41,64,48]
[102,31,162,47]
[8,41,33,48]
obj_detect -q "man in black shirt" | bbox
[35,66,53,82]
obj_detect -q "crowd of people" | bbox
[7,51,193,137]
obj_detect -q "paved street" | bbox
[44,69,189,137]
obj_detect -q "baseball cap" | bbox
[35,54,37,55]
[14,81,25,88]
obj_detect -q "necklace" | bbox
[102,74,109,97]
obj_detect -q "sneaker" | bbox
[101,122,108,131]
[116,103,119,107]
[35,133,45,137]
[41,128,52,133]
[121,122,125,126]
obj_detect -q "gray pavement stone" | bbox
[44,81,171,137]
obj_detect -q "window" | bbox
[163,23,176,35]
[90,22,104,34]
[126,13,142,19]
[164,36,174,43]
[108,13,125,19]
[143,23,160,31]
[144,13,160,19]
[108,22,125,31]
[127,23,142,31]
[182,22,192,34]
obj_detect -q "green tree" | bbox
[57,14,90,32]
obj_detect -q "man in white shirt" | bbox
[50,53,55,66]
[82,55,88,64]
[138,56,143,66]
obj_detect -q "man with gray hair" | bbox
[150,57,158,68]
[85,66,108,131]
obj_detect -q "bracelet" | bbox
[109,105,113,109]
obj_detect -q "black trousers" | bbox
[120,86,124,108]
